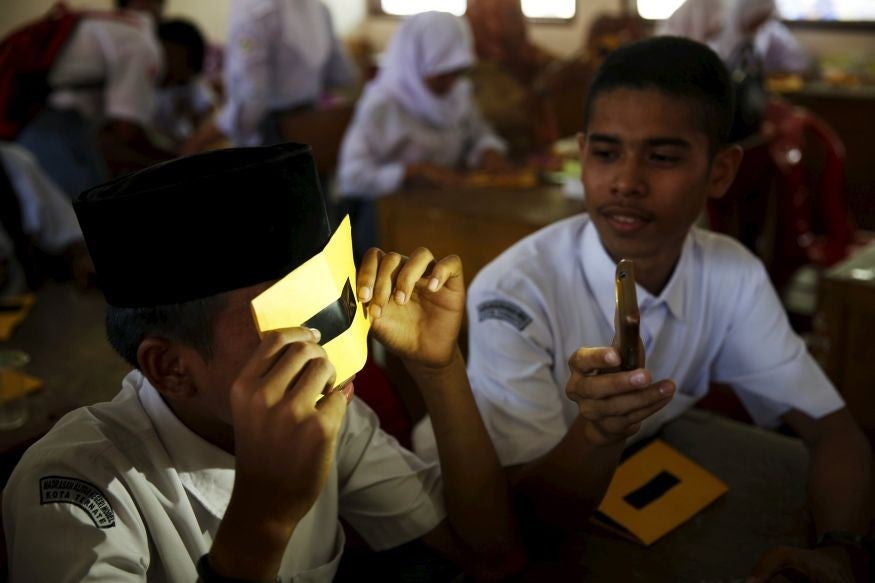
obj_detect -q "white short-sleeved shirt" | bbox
[413,214,843,466]
[4,371,444,582]
[0,142,84,295]
[337,86,507,199]
[216,0,356,146]
[48,11,163,126]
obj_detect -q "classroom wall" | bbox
[1,0,873,60]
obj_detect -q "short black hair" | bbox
[158,19,207,73]
[106,294,226,369]
[583,36,734,154]
[115,0,165,10]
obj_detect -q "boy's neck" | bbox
[163,395,237,455]
[632,258,678,297]
[606,246,683,297]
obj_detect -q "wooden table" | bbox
[526,410,810,582]
[378,184,583,283]
[818,240,875,446]
[0,284,129,463]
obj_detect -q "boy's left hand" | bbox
[357,247,464,369]
[750,545,856,583]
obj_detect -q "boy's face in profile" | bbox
[579,88,735,270]
[184,282,273,426]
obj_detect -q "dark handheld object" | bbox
[613,259,643,371]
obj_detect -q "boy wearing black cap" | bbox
[2,143,522,581]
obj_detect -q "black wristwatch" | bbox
[196,554,280,583]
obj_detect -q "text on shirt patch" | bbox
[39,476,116,528]
[477,300,532,331]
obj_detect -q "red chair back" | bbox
[708,98,856,291]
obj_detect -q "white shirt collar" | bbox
[580,217,690,325]
[131,372,236,520]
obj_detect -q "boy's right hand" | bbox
[209,327,351,580]
[229,327,351,524]
[565,347,675,446]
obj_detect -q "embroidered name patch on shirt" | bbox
[39,476,116,528]
[477,300,532,331]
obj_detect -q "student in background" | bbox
[183,0,357,151]
[413,37,871,581]
[337,11,508,255]
[116,0,165,22]
[152,19,217,149]
[15,0,174,199]
[716,0,810,75]
[656,0,727,48]
[0,142,93,295]
[466,0,558,158]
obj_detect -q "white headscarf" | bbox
[368,11,476,128]
[280,0,331,69]
[715,0,777,59]
[657,0,727,46]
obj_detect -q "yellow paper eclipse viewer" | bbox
[250,216,370,390]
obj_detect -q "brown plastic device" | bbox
[613,259,643,371]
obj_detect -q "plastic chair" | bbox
[707,98,858,292]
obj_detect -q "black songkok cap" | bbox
[74,143,331,308]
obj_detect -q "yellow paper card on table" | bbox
[593,439,728,546]
[464,169,539,189]
[250,216,370,391]
[0,294,35,341]
[0,369,44,403]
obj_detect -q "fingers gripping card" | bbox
[250,216,370,390]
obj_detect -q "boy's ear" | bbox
[706,144,744,200]
[577,132,587,159]
[137,338,199,400]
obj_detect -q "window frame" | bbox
[366,0,580,25]
[624,0,875,31]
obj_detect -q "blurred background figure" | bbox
[184,0,358,151]
[10,0,203,198]
[0,142,93,296]
[117,0,165,22]
[717,0,811,75]
[15,0,170,199]
[337,11,507,257]
[465,0,558,159]
[657,0,727,48]
[151,19,216,150]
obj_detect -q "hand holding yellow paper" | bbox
[250,216,370,390]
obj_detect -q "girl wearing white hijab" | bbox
[657,0,727,48]
[337,11,508,200]
[716,0,810,74]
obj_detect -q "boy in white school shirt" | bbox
[15,0,167,199]
[3,143,522,582]
[414,36,872,581]
[0,142,93,295]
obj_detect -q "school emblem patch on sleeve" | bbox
[477,299,532,331]
[39,476,116,528]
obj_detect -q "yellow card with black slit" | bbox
[0,294,35,341]
[592,439,728,546]
[250,215,370,391]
